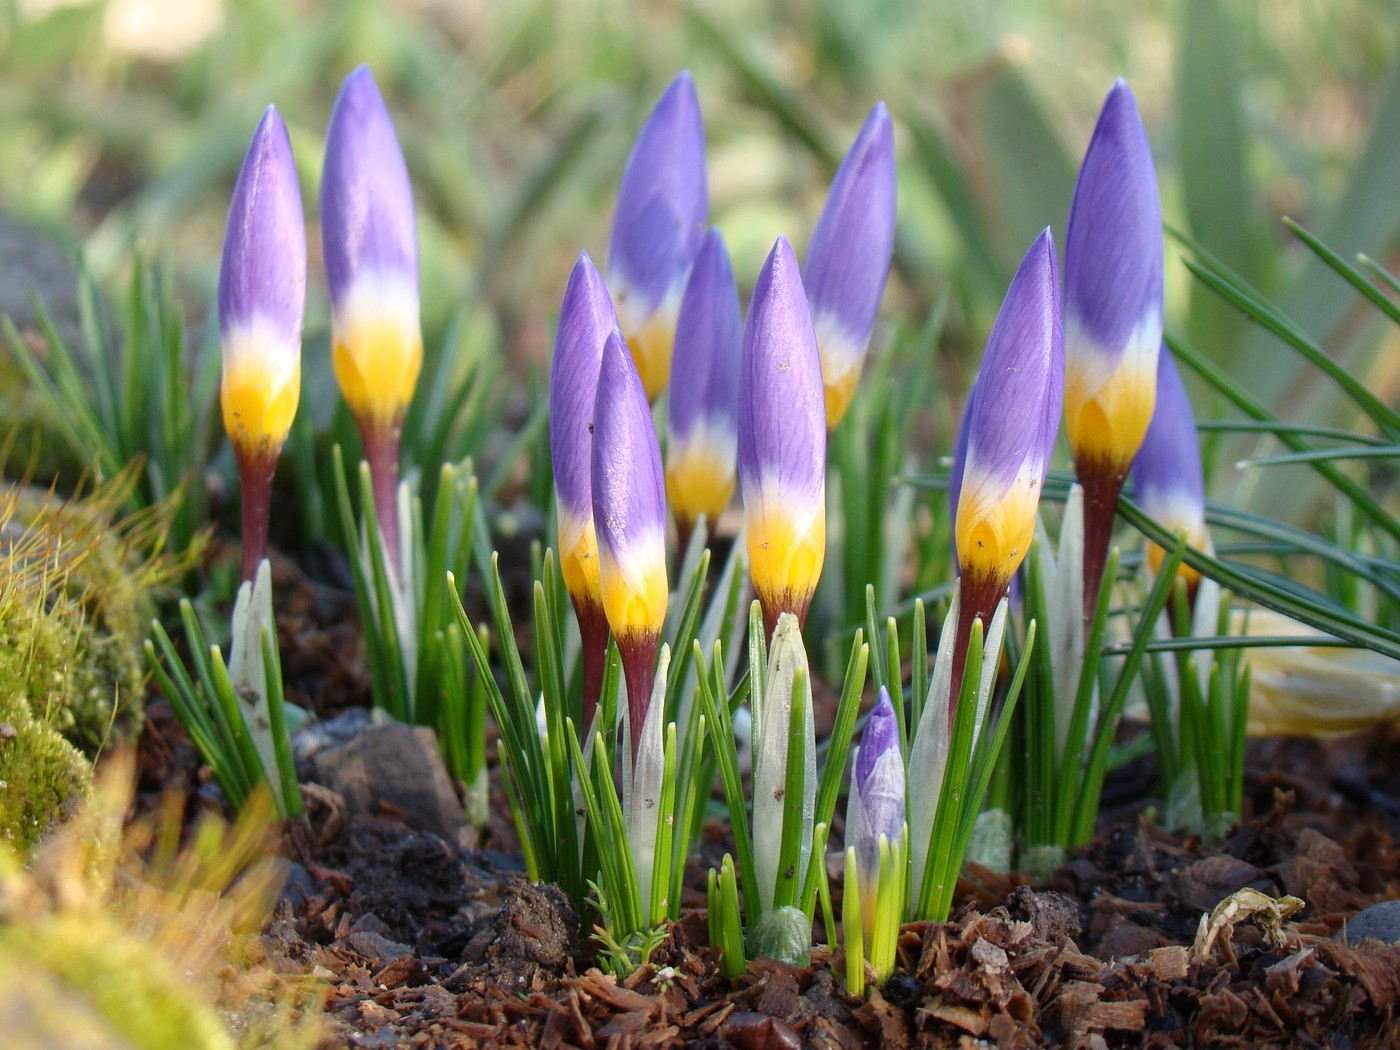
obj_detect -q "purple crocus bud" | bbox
[953,229,1062,696]
[803,101,896,430]
[738,237,826,639]
[666,228,741,552]
[606,71,708,401]
[1131,347,1210,586]
[321,65,422,560]
[549,252,620,723]
[845,686,905,932]
[1063,79,1163,614]
[592,330,669,766]
[219,105,306,582]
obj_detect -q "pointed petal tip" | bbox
[874,685,894,714]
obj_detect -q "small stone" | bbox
[1336,900,1400,946]
[307,721,465,840]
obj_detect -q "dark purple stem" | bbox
[618,633,659,770]
[574,597,611,735]
[362,424,403,575]
[235,444,277,582]
[1079,466,1126,626]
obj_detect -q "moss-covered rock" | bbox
[6,486,156,753]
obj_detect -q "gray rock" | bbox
[1335,899,1400,946]
[0,213,80,346]
[308,721,466,841]
[292,707,375,763]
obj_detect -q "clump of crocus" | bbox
[1063,78,1163,619]
[549,252,619,727]
[219,105,306,583]
[321,65,423,566]
[803,101,896,430]
[739,237,827,639]
[216,104,305,807]
[592,330,669,767]
[606,71,708,400]
[952,228,1062,702]
[666,228,741,553]
[1131,347,1211,594]
[844,687,905,947]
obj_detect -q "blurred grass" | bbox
[0,0,1396,496]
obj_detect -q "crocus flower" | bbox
[606,71,707,400]
[953,228,1062,697]
[321,65,422,562]
[803,101,896,430]
[845,687,905,938]
[1063,78,1163,615]
[219,105,306,582]
[666,228,740,552]
[739,237,826,639]
[592,330,669,767]
[549,252,620,725]
[1131,347,1210,586]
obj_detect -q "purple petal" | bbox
[592,329,668,570]
[948,379,975,564]
[1131,347,1204,521]
[854,687,900,788]
[668,228,741,440]
[963,229,1063,495]
[1064,79,1163,361]
[606,71,708,312]
[219,106,306,342]
[803,101,896,354]
[550,252,620,518]
[738,237,826,497]
[852,687,905,853]
[320,65,418,303]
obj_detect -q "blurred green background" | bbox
[1,0,1398,479]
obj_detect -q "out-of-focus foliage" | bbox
[0,0,1394,379]
[0,753,322,1048]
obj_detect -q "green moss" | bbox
[0,677,91,853]
[0,915,236,1050]
[7,487,155,753]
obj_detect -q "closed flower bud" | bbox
[606,71,707,400]
[218,104,306,581]
[739,237,827,638]
[803,102,896,429]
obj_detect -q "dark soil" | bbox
[135,566,1400,1049]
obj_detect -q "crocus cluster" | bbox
[602,74,895,585]
[214,67,426,800]
[548,74,898,766]
[1064,78,1164,617]
[219,65,420,590]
